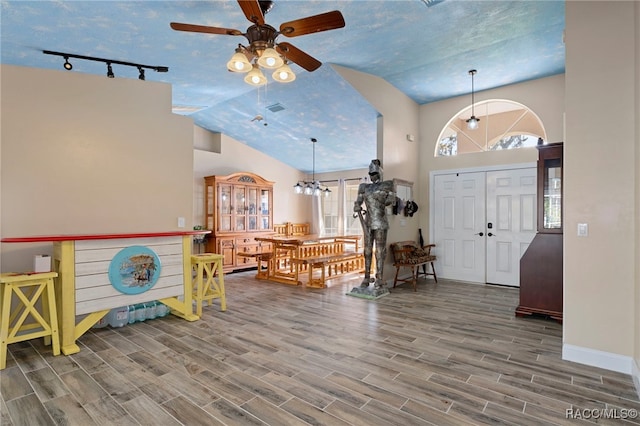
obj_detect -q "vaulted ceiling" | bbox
[1,0,565,173]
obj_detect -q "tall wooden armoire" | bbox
[516,142,563,322]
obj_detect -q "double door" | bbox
[432,167,537,286]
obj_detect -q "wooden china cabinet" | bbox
[204,172,274,272]
[516,142,563,322]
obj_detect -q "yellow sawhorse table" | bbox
[0,272,60,369]
[191,253,226,317]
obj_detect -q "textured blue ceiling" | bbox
[1,0,565,173]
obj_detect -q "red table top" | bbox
[1,230,211,243]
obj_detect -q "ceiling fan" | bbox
[170,0,345,83]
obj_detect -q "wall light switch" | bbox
[178,217,186,228]
[577,223,588,237]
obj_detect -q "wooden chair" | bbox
[390,241,437,291]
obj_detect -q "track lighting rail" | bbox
[43,50,169,78]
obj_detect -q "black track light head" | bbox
[106,63,114,78]
[63,56,72,70]
[138,67,145,80]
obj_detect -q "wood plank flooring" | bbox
[2,271,639,425]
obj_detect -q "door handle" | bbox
[488,232,495,237]
[475,232,484,236]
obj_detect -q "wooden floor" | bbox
[2,271,639,426]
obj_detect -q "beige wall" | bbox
[1,65,194,272]
[334,65,422,281]
[192,130,308,227]
[564,1,638,369]
[334,64,422,246]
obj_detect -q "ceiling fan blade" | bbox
[237,0,265,25]
[279,11,345,38]
[276,42,321,72]
[170,22,243,36]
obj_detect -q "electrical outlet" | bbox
[177,217,185,228]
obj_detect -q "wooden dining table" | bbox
[253,234,362,286]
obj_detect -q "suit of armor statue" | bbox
[354,159,395,289]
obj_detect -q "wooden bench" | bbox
[390,241,437,291]
[236,251,274,279]
[293,251,364,288]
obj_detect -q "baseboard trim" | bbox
[562,343,633,375]
[632,359,640,400]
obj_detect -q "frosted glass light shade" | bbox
[226,51,251,73]
[244,64,267,86]
[257,47,284,69]
[272,63,296,83]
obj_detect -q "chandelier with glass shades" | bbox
[293,138,332,197]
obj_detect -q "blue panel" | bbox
[108,246,162,295]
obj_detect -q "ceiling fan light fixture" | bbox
[227,49,252,73]
[244,64,267,86]
[272,62,296,83]
[257,46,283,69]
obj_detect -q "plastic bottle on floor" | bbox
[145,301,157,320]
[155,302,170,317]
[127,305,137,324]
[134,303,146,322]
[107,306,129,328]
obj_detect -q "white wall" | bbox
[1,65,194,272]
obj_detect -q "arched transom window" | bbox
[436,99,547,156]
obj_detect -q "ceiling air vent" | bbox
[266,103,285,113]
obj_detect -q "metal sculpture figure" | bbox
[354,159,395,289]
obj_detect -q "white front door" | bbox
[433,172,486,283]
[485,169,537,286]
[432,167,536,286]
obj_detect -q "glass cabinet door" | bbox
[234,187,246,231]
[206,184,215,230]
[219,184,232,232]
[537,143,563,233]
[247,188,258,231]
[543,158,562,230]
[260,188,271,230]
